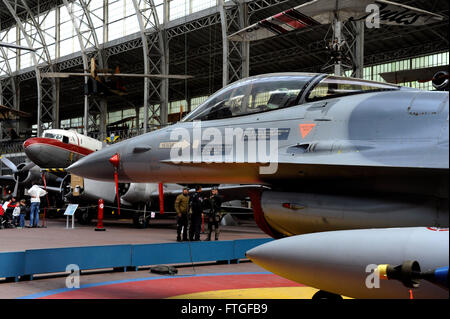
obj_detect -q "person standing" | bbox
[27,184,46,228]
[12,203,20,227]
[174,187,190,241]
[189,185,204,241]
[18,199,27,229]
[205,187,222,241]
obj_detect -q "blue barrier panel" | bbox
[131,240,235,267]
[24,245,132,275]
[0,238,273,280]
[0,252,25,278]
[233,238,273,259]
[190,240,234,262]
[131,243,192,267]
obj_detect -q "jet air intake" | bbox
[260,191,448,236]
[432,71,449,91]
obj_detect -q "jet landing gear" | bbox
[133,214,147,228]
[133,204,152,229]
[312,290,343,300]
[77,208,93,225]
[133,210,152,229]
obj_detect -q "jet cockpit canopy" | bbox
[182,73,317,122]
[182,73,399,122]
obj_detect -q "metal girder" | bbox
[353,20,364,79]
[62,0,107,139]
[133,0,168,131]
[0,46,18,140]
[247,0,294,13]
[2,0,58,137]
[166,13,221,38]
[365,42,448,66]
[220,0,249,86]
[319,18,365,77]
[0,44,17,108]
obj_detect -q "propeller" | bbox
[0,155,36,173]
[12,179,19,198]
[20,161,37,172]
[1,155,19,197]
[1,155,37,197]
[109,153,121,216]
[0,155,18,173]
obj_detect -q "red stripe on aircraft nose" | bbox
[23,137,94,156]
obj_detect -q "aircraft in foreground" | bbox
[67,71,449,298]
[67,72,449,236]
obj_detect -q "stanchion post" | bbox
[202,213,204,233]
[42,207,46,228]
[95,198,106,231]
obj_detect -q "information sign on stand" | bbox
[64,204,78,229]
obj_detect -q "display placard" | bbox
[64,204,78,216]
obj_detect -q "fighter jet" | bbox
[67,71,448,298]
[67,72,449,237]
[24,130,262,226]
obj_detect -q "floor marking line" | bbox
[18,271,272,299]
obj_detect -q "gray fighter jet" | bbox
[67,72,449,298]
[68,72,449,238]
[21,130,260,226]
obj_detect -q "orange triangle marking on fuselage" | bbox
[299,123,316,138]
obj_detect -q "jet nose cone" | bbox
[67,146,120,181]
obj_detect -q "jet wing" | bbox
[228,0,444,42]
[162,140,448,172]
[159,140,448,194]
[149,184,269,203]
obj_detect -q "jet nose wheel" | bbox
[312,290,343,300]
[77,208,92,225]
[133,213,149,228]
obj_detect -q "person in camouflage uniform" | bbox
[175,187,190,241]
[205,187,222,241]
